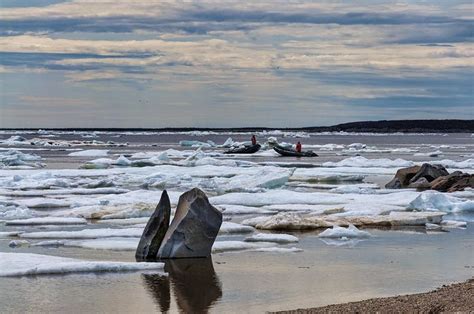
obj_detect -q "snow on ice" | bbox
[0,253,164,277]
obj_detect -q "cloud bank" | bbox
[0,0,472,127]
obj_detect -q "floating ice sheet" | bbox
[69,150,109,157]
[5,217,87,226]
[19,227,144,239]
[318,224,371,239]
[0,253,164,277]
[408,192,474,212]
[245,233,299,243]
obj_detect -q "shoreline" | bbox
[273,278,474,313]
[0,119,473,133]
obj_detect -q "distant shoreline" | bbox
[1,119,474,133]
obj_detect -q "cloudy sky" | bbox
[0,1,472,128]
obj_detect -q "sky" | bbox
[0,0,472,128]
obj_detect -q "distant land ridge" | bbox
[2,120,473,133]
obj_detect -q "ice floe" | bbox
[5,217,87,226]
[218,205,277,215]
[242,210,445,230]
[320,157,474,170]
[245,233,299,244]
[0,150,43,169]
[0,231,24,238]
[19,227,144,239]
[242,213,333,230]
[408,192,474,212]
[318,224,371,239]
[329,186,377,194]
[323,157,414,168]
[63,238,140,251]
[211,190,419,209]
[68,149,109,157]
[252,247,303,253]
[0,204,33,220]
[425,223,442,230]
[179,140,216,148]
[219,222,255,234]
[0,253,164,277]
[440,220,467,228]
[434,159,474,169]
[0,135,127,148]
[16,198,71,209]
[211,241,272,253]
[95,217,150,225]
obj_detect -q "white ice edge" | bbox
[0,252,165,277]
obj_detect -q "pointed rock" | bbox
[136,190,171,261]
[409,163,448,184]
[385,165,420,189]
[158,188,222,259]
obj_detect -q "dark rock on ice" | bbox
[409,163,449,184]
[385,165,420,189]
[158,188,222,259]
[430,171,468,192]
[135,190,171,260]
[447,174,474,192]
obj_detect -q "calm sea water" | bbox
[0,132,473,313]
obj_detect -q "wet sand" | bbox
[275,278,474,313]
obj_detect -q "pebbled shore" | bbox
[273,278,474,314]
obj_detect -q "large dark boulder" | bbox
[158,188,222,259]
[447,174,474,192]
[385,165,421,189]
[409,163,449,184]
[430,171,468,192]
[136,190,171,260]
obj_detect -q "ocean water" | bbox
[0,131,473,313]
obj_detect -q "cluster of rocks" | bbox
[386,163,473,192]
[136,188,223,260]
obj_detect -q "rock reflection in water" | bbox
[142,272,171,312]
[142,258,222,313]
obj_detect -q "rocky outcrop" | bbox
[430,171,468,192]
[158,188,222,259]
[135,190,171,260]
[136,188,223,260]
[385,166,420,189]
[447,175,474,192]
[409,163,448,184]
[387,164,473,192]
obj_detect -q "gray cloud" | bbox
[0,1,472,127]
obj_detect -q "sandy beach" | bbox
[275,278,474,313]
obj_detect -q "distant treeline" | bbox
[3,120,474,133]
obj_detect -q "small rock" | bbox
[408,177,431,189]
[8,240,30,248]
